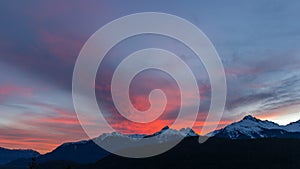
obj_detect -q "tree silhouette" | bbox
[29,158,36,169]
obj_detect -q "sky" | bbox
[0,0,300,153]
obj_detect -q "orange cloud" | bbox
[0,107,89,154]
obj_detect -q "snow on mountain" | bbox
[180,128,198,137]
[126,134,147,139]
[208,115,300,139]
[30,126,198,165]
[137,126,198,143]
[144,126,198,139]
[284,120,300,132]
[97,126,198,142]
[6,117,300,167]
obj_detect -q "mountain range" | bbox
[1,126,198,168]
[2,115,300,168]
[208,115,300,139]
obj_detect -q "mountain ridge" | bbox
[0,147,40,165]
[4,126,198,166]
[3,115,300,167]
[208,115,300,139]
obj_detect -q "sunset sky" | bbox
[1,0,300,154]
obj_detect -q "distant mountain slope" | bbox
[0,147,40,165]
[5,116,300,168]
[4,140,109,168]
[6,138,300,169]
[6,126,198,168]
[285,120,300,132]
[35,137,300,169]
[37,140,109,164]
[209,115,300,139]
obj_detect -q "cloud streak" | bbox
[0,0,300,153]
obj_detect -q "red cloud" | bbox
[0,127,67,154]
[0,106,88,154]
[93,70,217,135]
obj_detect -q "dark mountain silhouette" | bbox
[37,140,109,164]
[3,116,300,169]
[3,126,197,168]
[4,140,109,168]
[30,137,300,169]
[89,137,300,169]
[0,147,39,165]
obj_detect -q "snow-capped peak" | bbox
[207,115,281,139]
[145,126,198,138]
[243,115,259,121]
[207,115,300,139]
[179,128,198,137]
[95,126,198,143]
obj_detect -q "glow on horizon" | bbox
[1,0,300,154]
[258,104,300,125]
[264,112,300,125]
